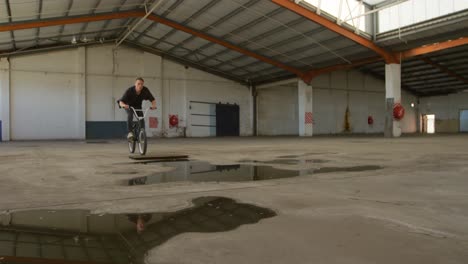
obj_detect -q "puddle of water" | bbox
[86,140,109,144]
[276,153,335,158]
[112,159,190,166]
[263,159,328,165]
[0,197,275,264]
[129,155,189,161]
[112,171,139,175]
[263,159,307,165]
[238,159,328,165]
[136,158,190,164]
[125,161,383,186]
[127,162,301,185]
[276,155,300,158]
[314,165,383,174]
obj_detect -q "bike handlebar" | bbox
[130,107,156,111]
[130,107,156,120]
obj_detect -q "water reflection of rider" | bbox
[128,176,147,186]
[127,214,152,234]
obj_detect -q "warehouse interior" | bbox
[0,0,468,263]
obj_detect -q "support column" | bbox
[415,99,421,133]
[298,80,313,137]
[77,47,86,139]
[161,58,169,137]
[385,63,402,137]
[180,75,187,137]
[0,58,10,141]
[252,85,257,136]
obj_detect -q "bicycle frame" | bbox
[130,107,151,134]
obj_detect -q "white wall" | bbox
[169,59,253,137]
[400,91,418,133]
[3,44,429,139]
[419,92,468,133]
[86,45,163,137]
[255,70,418,135]
[311,70,417,134]
[257,84,299,136]
[3,44,253,139]
[86,45,252,137]
[9,48,86,140]
[0,58,10,141]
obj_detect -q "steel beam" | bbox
[170,0,261,56]
[146,14,304,76]
[420,57,468,84]
[400,37,468,59]
[76,0,103,42]
[5,0,16,50]
[95,0,127,40]
[0,10,144,32]
[132,0,184,42]
[190,7,294,65]
[57,0,74,42]
[116,0,166,47]
[272,0,397,63]
[35,0,43,47]
[124,41,248,84]
[150,0,221,48]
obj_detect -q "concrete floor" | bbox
[1,135,468,263]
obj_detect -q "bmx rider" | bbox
[118,77,156,140]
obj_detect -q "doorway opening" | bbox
[421,114,435,134]
[460,110,468,132]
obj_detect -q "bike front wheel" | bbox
[128,138,136,153]
[138,129,147,155]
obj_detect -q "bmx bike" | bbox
[127,107,154,155]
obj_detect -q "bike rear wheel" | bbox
[138,129,147,155]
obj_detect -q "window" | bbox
[304,0,368,32]
[378,0,468,33]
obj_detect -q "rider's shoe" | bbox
[127,132,134,141]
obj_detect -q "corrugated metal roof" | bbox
[376,9,468,48]
[0,0,465,93]
[362,0,387,5]
[359,44,468,96]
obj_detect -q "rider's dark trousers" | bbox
[126,109,145,133]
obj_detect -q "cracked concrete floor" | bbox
[1,135,468,263]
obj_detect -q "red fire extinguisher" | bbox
[169,115,179,128]
[368,115,374,125]
[393,103,405,120]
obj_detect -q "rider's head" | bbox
[135,77,144,93]
[136,215,146,234]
